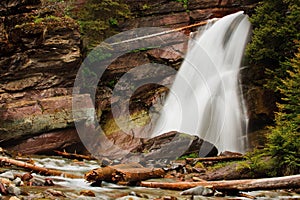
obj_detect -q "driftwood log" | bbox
[0,156,82,178]
[140,174,300,191]
[85,162,165,184]
[54,150,94,161]
[186,155,244,164]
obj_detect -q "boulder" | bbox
[123,131,218,164]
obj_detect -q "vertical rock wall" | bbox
[0,0,268,154]
[0,0,88,153]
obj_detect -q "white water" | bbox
[152,11,251,154]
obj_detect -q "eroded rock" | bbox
[0,94,93,142]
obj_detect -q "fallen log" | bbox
[110,20,211,46]
[85,162,165,184]
[54,150,94,161]
[0,156,82,179]
[140,174,300,191]
[186,155,244,164]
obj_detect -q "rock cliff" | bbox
[0,0,269,155]
[0,0,87,153]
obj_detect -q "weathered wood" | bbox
[140,174,300,191]
[85,166,116,182]
[85,162,165,184]
[54,150,94,161]
[0,156,82,179]
[186,155,244,164]
[110,21,211,46]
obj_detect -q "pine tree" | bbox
[246,0,300,91]
[265,46,300,176]
[246,0,300,176]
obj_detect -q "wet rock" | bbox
[79,190,96,197]
[214,190,225,197]
[162,196,177,200]
[180,186,214,196]
[44,178,54,186]
[44,189,66,198]
[124,131,218,165]
[129,191,137,196]
[30,176,45,186]
[7,185,21,196]
[8,196,20,200]
[21,173,33,182]
[219,151,243,157]
[116,196,144,200]
[0,171,14,180]
[0,147,12,157]
[192,176,205,182]
[75,197,98,200]
[197,161,254,181]
[12,177,23,186]
[0,182,7,195]
[0,177,11,186]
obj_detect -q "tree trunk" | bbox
[85,162,165,184]
[185,155,244,164]
[54,150,94,161]
[0,156,82,179]
[140,174,300,191]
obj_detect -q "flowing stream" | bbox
[7,156,296,199]
[152,11,251,154]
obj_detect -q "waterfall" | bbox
[152,11,251,154]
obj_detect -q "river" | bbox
[1,156,297,199]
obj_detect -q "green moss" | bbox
[207,160,247,172]
[173,0,189,10]
[177,152,198,160]
[142,4,151,10]
[34,15,62,24]
[194,162,204,168]
[69,0,131,50]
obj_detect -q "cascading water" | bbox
[152,11,251,154]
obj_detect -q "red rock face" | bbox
[121,0,251,30]
[4,128,84,155]
[0,94,93,141]
[0,0,264,155]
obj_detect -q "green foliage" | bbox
[141,4,151,10]
[207,160,237,171]
[245,0,300,177]
[34,15,62,23]
[247,47,300,176]
[246,0,300,90]
[178,152,198,160]
[174,0,189,9]
[70,0,131,50]
[244,150,275,177]
[265,47,300,176]
[130,46,160,53]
